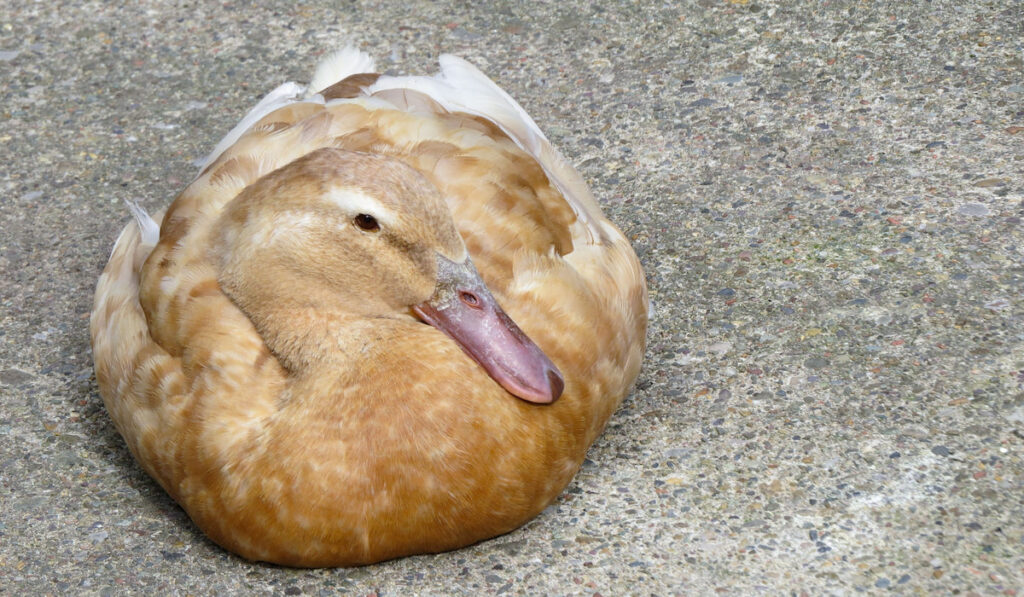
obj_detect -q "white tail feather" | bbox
[308,46,377,94]
[124,199,160,248]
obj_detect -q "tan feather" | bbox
[91,48,647,567]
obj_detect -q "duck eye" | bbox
[353,213,380,232]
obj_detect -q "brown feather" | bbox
[91,56,647,567]
[320,72,381,100]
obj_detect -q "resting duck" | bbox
[90,47,647,567]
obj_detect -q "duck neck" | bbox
[216,266,383,377]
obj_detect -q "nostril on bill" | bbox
[459,290,482,308]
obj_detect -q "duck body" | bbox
[91,48,647,567]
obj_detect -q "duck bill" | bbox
[412,256,564,404]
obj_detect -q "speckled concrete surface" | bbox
[2,0,1022,594]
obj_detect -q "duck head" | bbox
[211,147,563,403]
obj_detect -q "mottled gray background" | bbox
[2,1,1022,594]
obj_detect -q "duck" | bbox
[90,47,647,567]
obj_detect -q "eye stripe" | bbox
[324,187,396,226]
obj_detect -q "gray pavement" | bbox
[2,0,1022,594]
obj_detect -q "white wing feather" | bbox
[193,48,609,244]
[196,46,378,172]
[195,81,309,172]
[367,55,609,244]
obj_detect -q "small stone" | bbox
[931,445,951,457]
[804,357,829,369]
[714,74,743,84]
[449,27,482,41]
[0,369,34,385]
[717,287,736,297]
[861,307,893,325]
[875,578,890,589]
[958,202,990,216]
[984,298,1010,311]
[495,539,526,555]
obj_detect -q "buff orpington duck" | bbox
[90,47,647,567]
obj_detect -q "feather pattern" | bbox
[367,54,609,243]
[196,81,309,172]
[92,47,647,567]
[308,46,377,94]
[122,199,159,252]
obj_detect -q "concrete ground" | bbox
[2,0,1022,594]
